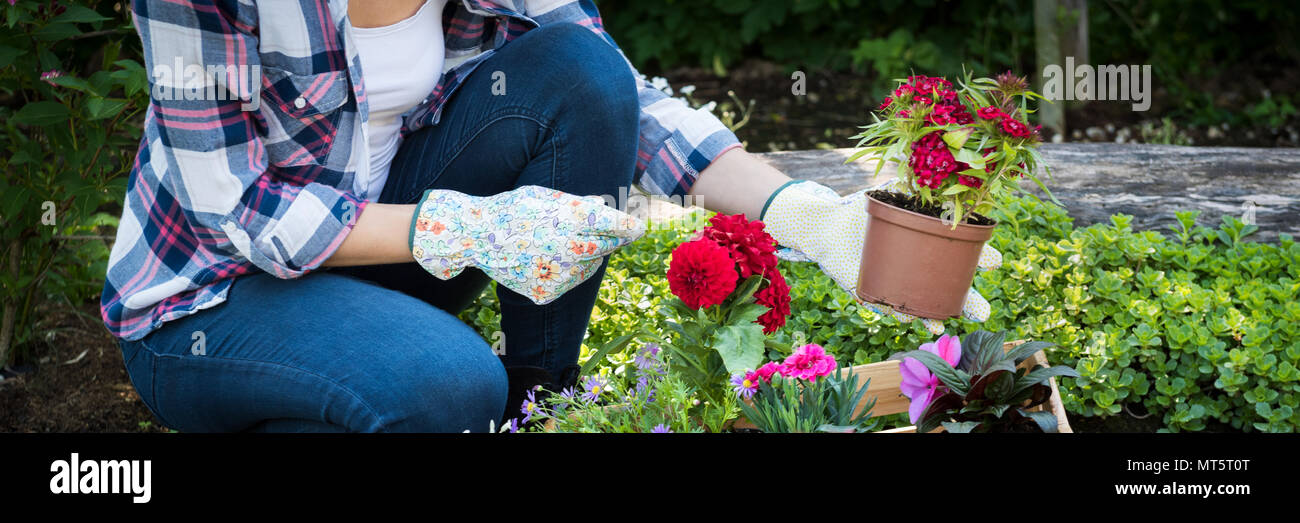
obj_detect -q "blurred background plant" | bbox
[597,0,1300,146]
[0,1,145,369]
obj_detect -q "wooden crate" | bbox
[735,340,1073,433]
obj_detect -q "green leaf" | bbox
[954,148,986,168]
[579,333,636,376]
[12,101,71,126]
[52,5,111,24]
[713,323,765,375]
[941,421,979,433]
[727,302,768,326]
[1018,409,1060,433]
[1015,365,1081,391]
[86,97,127,120]
[48,75,94,93]
[942,128,972,149]
[941,184,969,196]
[33,23,82,41]
[1004,341,1055,365]
[0,45,22,69]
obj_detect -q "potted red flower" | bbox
[847,70,1058,319]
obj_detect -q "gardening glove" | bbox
[760,178,1001,335]
[410,185,645,305]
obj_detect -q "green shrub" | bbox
[979,196,1300,432]
[0,1,148,365]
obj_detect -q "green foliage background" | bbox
[595,0,1300,127]
[0,1,146,365]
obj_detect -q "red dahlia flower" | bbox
[700,214,778,279]
[754,268,791,334]
[667,239,738,309]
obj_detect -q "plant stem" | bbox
[0,239,22,368]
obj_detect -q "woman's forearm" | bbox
[689,148,793,221]
[322,203,417,267]
[327,148,788,268]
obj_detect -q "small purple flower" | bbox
[581,375,607,402]
[651,424,672,433]
[505,417,519,433]
[634,343,665,374]
[553,386,576,410]
[520,389,541,423]
[730,370,761,400]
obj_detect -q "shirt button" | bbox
[293,97,307,109]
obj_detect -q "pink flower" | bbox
[755,362,782,383]
[899,359,942,424]
[899,334,962,424]
[40,69,63,86]
[778,344,837,381]
[876,96,893,111]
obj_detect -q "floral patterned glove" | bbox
[410,185,645,305]
[761,178,1001,335]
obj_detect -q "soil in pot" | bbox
[866,190,996,225]
[857,190,997,319]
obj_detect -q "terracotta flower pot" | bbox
[855,193,996,319]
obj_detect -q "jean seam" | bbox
[136,335,389,432]
[401,105,556,203]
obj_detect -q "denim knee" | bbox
[368,339,509,433]
[519,23,639,134]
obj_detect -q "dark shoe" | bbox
[500,364,582,431]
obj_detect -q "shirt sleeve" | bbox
[133,0,364,278]
[524,0,744,199]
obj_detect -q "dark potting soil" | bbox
[866,190,997,226]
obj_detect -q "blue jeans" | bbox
[117,23,639,433]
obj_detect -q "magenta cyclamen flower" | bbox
[899,334,962,424]
[778,344,837,381]
[730,370,761,400]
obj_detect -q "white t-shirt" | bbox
[351,0,447,201]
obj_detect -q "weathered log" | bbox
[753,144,1300,243]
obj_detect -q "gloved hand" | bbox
[410,185,645,305]
[760,178,1001,335]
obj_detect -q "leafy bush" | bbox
[0,1,147,365]
[979,196,1300,432]
[463,193,1300,433]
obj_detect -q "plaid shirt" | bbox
[102,0,741,340]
